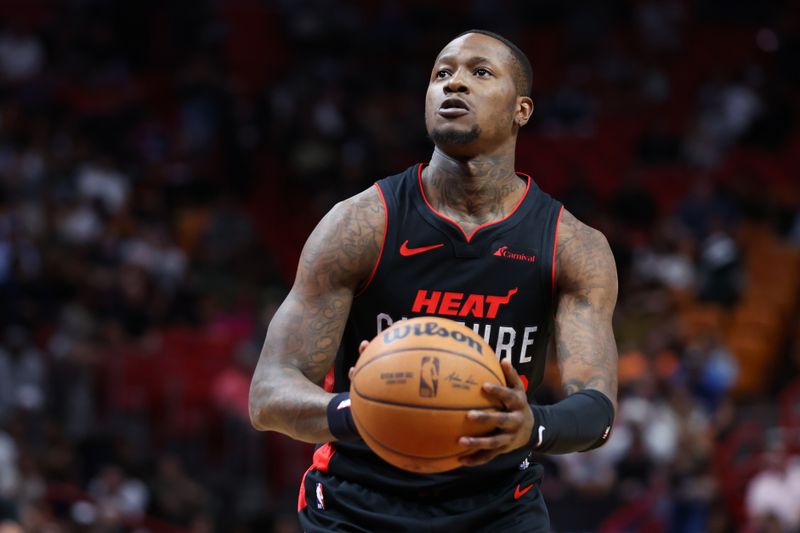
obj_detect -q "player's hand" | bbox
[458,359,534,467]
[347,340,371,380]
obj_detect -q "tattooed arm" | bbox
[248,187,385,443]
[555,209,619,408]
[458,209,618,462]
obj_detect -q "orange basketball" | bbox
[349,316,506,473]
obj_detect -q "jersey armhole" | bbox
[550,205,565,317]
[354,182,388,297]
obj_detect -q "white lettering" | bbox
[496,327,516,361]
[378,313,541,366]
[377,313,393,334]
[472,323,492,345]
[519,326,538,363]
[482,323,492,344]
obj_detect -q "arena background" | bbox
[0,0,799,531]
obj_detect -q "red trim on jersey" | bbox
[355,183,388,297]
[323,369,335,393]
[297,443,335,511]
[313,443,334,472]
[551,205,565,299]
[416,163,531,243]
[297,470,309,511]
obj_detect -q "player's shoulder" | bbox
[323,185,386,232]
[299,185,386,289]
[332,184,385,218]
[556,209,608,249]
[555,209,616,288]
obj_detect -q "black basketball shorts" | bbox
[297,445,549,532]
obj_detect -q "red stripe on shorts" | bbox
[297,443,335,511]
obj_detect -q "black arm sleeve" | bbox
[528,389,615,454]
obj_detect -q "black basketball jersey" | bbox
[329,163,563,495]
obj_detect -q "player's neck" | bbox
[423,147,525,224]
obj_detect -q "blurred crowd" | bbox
[0,0,799,532]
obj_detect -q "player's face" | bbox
[425,33,526,156]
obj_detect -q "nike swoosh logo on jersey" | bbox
[399,240,444,256]
[514,483,534,500]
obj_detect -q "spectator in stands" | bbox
[0,24,44,82]
[75,156,130,215]
[0,430,17,501]
[10,451,44,526]
[667,388,716,533]
[0,326,45,422]
[696,221,743,307]
[746,450,800,531]
[682,334,738,411]
[87,464,149,527]
[613,426,653,501]
[685,71,764,167]
[633,219,696,291]
[150,454,209,527]
[677,179,740,241]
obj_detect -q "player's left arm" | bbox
[553,209,618,409]
[459,209,618,465]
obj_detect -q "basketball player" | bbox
[250,29,618,532]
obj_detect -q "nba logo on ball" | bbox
[419,356,440,397]
[350,317,506,473]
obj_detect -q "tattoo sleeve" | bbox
[249,186,385,443]
[554,210,619,407]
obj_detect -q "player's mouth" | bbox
[438,98,470,118]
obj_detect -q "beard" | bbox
[429,124,481,146]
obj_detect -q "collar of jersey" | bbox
[415,162,533,244]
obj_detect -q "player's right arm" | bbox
[248,187,385,443]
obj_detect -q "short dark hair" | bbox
[454,29,533,97]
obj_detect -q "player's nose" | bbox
[444,69,469,94]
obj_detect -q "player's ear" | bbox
[515,96,533,127]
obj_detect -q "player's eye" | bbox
[474,68,491,77]
[436,69,450,79]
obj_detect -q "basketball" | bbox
[349,316,506,473]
